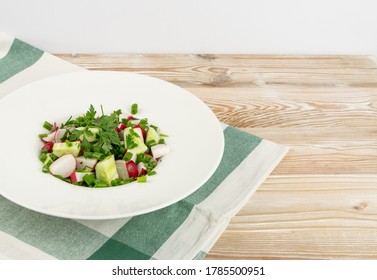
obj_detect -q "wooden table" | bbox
[57,54,377,259]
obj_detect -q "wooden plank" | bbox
[207,175,377,259]
[57,54,377,88]
[56,54,377,259]
[189,87,377,128]
[242,127,377,175]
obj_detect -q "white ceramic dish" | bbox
[0,71,224,220]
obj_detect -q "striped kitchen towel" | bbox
[0,34,288,260]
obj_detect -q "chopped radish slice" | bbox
[42,131,56,142]
[54,128,67,143]
[41,142,53,153]
[75,156,98,169]
[118,131,124,140]
[126,160,138,178]
[116,123,127,132]
[49,154,76,178]
[115,160,129,179]
[134,125,146,138]
[137,162,147,176]
[70,171,94,183]
[127,116,133,120]
[130,119,140,125]
[151,144,170,159]
[53,122,59,131]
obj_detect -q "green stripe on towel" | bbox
[0,39,44,83]
[0,196,108,260]
[88,126,261,259]
[88,239,150,260]
[185,126,262,205]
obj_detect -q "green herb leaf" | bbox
[137,176,147,183]
[126,134,138,149]
[131,103,138,114]
[43,121,53,130]
[86,104,96,119]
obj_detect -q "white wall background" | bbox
[1,0,376,56]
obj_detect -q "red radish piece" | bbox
[42,131,56,142]
[137,162,147,176]
[116,123,127,132]
[53,122,59,131]
[70,171,94,183]
[75,156,98,169]
[54,128,67,143]
[41,142,53,153]
[126,160,138,178]
[115,160,129,179]
[127,116,133,120]
[134,125,146,138]
[49,154,76,178]
[151,144,170,159]
[118,131,124,141]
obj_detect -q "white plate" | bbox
[0,71,224,220]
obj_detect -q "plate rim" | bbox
[0,71,224,220]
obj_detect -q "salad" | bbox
[38,104,170,187]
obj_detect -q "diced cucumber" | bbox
[52,141,81,157]
[123,127,148,155]
[76,127,99,142]
[146,127,160,143]
[95,155,119,186]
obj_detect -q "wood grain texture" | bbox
[57,54,377,259]
[57,54,377,88]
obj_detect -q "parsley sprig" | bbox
[62,105,122,156]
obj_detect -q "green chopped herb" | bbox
[93,146,102,153]
[144,155,153,163]
[39,153,47,163]
[92,181,108,188]
[54,175,71,183]
[50,154,59,161]
[83,151,93,158]
[86,104,96,119]
[131,103,138,114]
[126,134,138,149]
[92,152,105,160]
[43,121,53,130]
[83,174,96,187]
[123,151,133,161]
[137,176,147,183]
[146,140,157,147]
[69,129,83,141]
[138,118,148,130]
